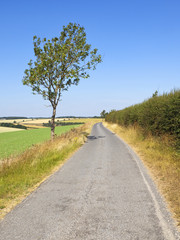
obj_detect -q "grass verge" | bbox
[0,120,99,219]
[104,122,180,227]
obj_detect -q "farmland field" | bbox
[0,124,81,160]
[0,119,28,124]
[0,127,25,133]
[0,118,100,126]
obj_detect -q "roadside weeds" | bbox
[0,120,99,219]
[104,122,180,228]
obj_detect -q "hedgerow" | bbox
[0,123,27,129]
[105,90,180,148]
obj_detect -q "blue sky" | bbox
[0,0,179,117]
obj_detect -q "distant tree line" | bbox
[0,117,28,120]
[0,122,27,129]
[43,121,84,127]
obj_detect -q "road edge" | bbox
[102,122,180,240]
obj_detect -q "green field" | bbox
[0,125,81,159]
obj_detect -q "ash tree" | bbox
[23,23,102,139]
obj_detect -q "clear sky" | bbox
[0,0,179,117]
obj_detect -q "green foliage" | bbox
[23,22,102,139]
[100,110,108,118]
[0,117,27,120]
[0,125,81,159]
[43,121,84,127]
[0,122,27,129]
[106,90,180,148]
[23,22,102,102]
[152,90,158,98]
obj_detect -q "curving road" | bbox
[0,123,179,240]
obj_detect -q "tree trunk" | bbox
[51,107,56,140]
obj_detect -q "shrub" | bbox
[105,89,180,148]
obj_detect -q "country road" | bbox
[0,122,179,240]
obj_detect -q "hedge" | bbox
[105,90,180,148]
[0,123,27,130]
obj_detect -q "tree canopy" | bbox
[23,22,102,138]
[100,110,108,118]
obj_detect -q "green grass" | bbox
[0,121,97,219]
[0,142,79,205]
[0,125,81,159]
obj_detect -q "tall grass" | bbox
[105,90,180,225]
[104,122,180,226]
[0,120,99,219]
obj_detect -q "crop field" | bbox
[0,119,28,124]
[0,118,100,159]
[65,118,101,123]
[0,118,100,125]
[0,124,81,160]
[21,124,46,129]
[21,118,59,124]
[22,118,94,124]
[0,127,25,133]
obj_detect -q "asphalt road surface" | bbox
[0,123,179,240]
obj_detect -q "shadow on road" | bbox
[87,135,105,141]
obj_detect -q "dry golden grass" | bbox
[0,118,100,125]
[0,118,62,125]
[22,119,51,124]
[104,122,180,227]
[65,118,102,123]
[0,119,28,124]
[0,127,25,133]
[21,124,46,129]
[0,119,101,219]
[23,118,81,124]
